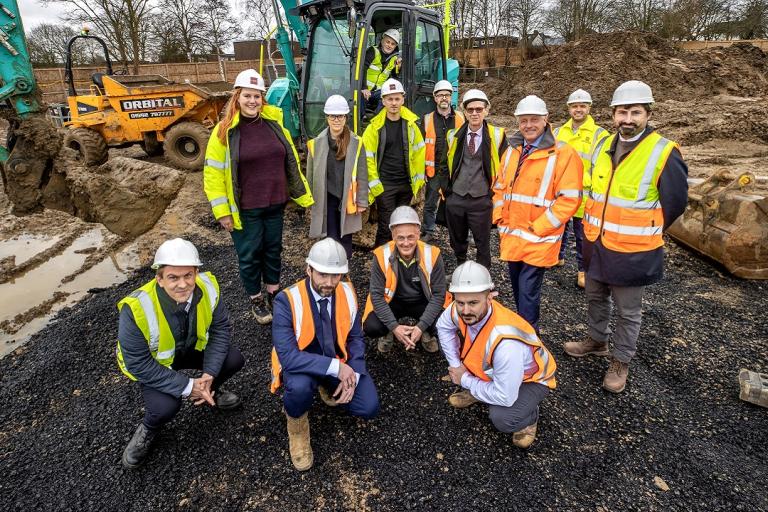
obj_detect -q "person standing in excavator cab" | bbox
[361,28,402,113]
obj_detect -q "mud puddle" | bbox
[0,228,141,357]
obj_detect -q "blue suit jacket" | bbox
[272,279,368,377]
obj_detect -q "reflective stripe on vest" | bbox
[424,112,466,178]
[270,280,358,393]
[583,133,676,252]
[450,300,556,387]
[366,47,397,89]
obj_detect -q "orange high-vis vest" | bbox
[423,110,465,178]
[270,279,358,393]
[450,299,556,388]
[583,132,678,253]
[363,240,450,321]
[492,138,583,267]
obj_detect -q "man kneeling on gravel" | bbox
[271,238,380,471]
[116,238,245,469]
[436,262,557,448]
[362,206,449,353]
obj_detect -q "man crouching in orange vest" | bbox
[493,95,583,332]
[436,261,557,448]
[271,238,380,471]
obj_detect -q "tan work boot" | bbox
[421,331,439,353]
[555,258,565,267]
[603,357,629,393]
[564,337,610,358]
[448,390,479,408]
[577,271,585,289]
[377,332,394,353]
[285,411,313,471]
[318,386,337,407]
[512,422,538,449]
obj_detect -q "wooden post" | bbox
[195,62,200,82]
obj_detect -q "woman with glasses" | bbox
[305,95,369,259]
[203,69,313,325]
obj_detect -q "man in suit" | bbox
[270,238,380,471]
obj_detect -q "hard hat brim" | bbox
[449,284,493,293]
[306,259,349,274]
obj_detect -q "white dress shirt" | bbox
[308,283,360,384]
[178,293,195,397]
[436,304,534,407]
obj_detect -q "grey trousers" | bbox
[585,276,644,363]
[488,382,550,433]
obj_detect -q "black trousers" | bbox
[140,346,245,430]
[374,183,413,247]
[326,193,353,260]
[363,297,435,338]
[445,193,493,268]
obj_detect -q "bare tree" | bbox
[507,0,545,61]
[544,0,614,41]
[736,0,768,38]
[243,0,276,40]
[26,24,78,66]
[155,0,206,62]
[661,0,734,40]
[612,0,666,31]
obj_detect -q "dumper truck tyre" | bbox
[140,132,164,157]
[63,127,108,166]
[163,122,210,171]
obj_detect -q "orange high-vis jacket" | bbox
[492,130,583,267]
[423,110,464,178]
[270,279,358,393]
[363,240,450,321]
[450,299,556,388]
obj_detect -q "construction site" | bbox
[1,0,767,509]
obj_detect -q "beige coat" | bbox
[307,128,369,238]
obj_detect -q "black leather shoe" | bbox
[214,389,242,410]
[122,424,157,469]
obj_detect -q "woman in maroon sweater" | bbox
[203,70,313,324]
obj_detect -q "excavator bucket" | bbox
[667,171,768,279]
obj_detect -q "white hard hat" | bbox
[152,238,203,269]
[449,261,494,293]
[388,206,421,229]
[381,78,405,97]
[306,238,349,274]
[324,95,350,115]
[611,80,654,107]
[462,89,489,107]
[514,95,548,116]
[433,80,453,94]
[567,89,592,105]
[234,69,266,91]
[383,28,401,45]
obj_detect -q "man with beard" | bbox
[436,261,557,449]
[564,81,688,393]
[419,80,464,242]
[271,238,380,470]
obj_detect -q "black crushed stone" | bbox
[1,213,766,511]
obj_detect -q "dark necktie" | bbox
[318,298,335,357]
[514,143,534,180]
[468,132,477,155]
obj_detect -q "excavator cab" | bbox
[274,0,458,139]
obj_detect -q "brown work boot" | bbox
[448,390,479,408]
[285,411,313,471]
[603,357,629,393]
[377,332,394,353]
[512,422,538,449]
[555,258,565,267]
[564,337,610,358]
[318,386,337,407]
[577,271,585,289]
[421,331,439,353]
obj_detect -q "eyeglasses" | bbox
[465,107,485,114]
[434,93,451,99]
[394,234,418,243]
[327,115,346,121]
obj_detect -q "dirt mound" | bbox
[485,32,768,119]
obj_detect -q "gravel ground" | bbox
[1,211,766,511]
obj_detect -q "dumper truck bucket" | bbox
[667,171,768,279]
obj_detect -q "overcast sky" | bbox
[18,0,248,30]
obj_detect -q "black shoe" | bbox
[214,389,242,410]
[421,232,433,243]
[250,294,273,324]
[122,424,157,469]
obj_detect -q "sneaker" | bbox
[512,422,538,449]
[603,357,629,393]
[377,332,394,353]
[318,386,338,407]
[122,424,158,469]
[563,337,610,358]
[448,390,479,408]
[420,331,439,353]
[250,294,273,324]
[214,389,241,410]
[577,271,586,289]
